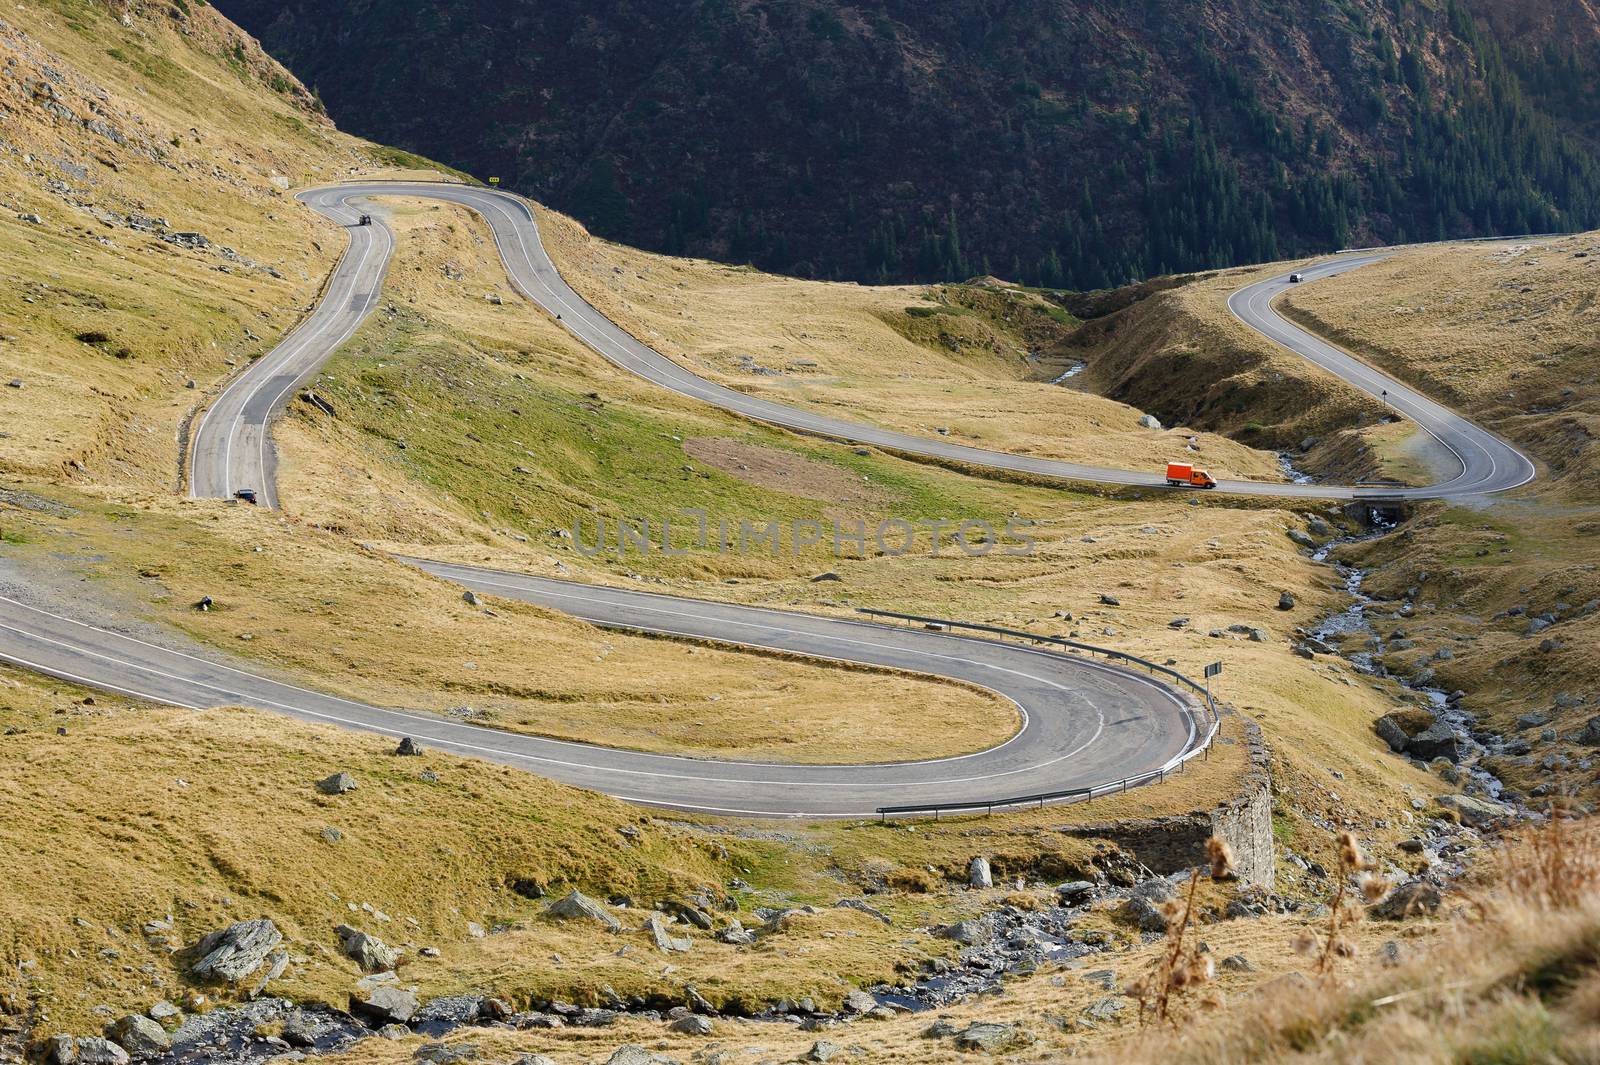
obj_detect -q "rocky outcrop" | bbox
[191,919,283,983]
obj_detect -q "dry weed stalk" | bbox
[1131,836,1234,1024]
[1500,800,1600,909]
[1294,831,1387,977]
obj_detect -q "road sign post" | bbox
[1204,660,1223,704]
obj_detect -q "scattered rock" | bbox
[1121,892,1168,932]
[47,1034,75,1065]
[1374,708,1433,753]
[462,590,483,607]
[1436,793,1514,827]
[395,737,423,757]
[954,1022,1031,1053]
[602,1047,668,1065]
[1220,954,1253,972]
[833,898,890,924]
[1137,414,1162,430]
[668,1014,713,1035]
[842,989,878,1015]
[146,1001,180,1024]
[1082,996,1125,1020]
[280,1010,327,1048]
[810,572,842,583]
[315,770,360,795]
[191,919,283,983]
[646,912,692,953]
[805,1040,840,1062]
[1371,879,1442,920]
[73,1038,130,1065]
[937,918,993,946]
[413,1043,478,1065]
[350,985,420,1025]
[1098,593,1120,606]
[1407,721,1466,763]
[1055,880,1096,905]
[106,1014,169,1057]
[968,856,992,889]
[1278,591,1296,611]
[337,926,399,972]
[548,890,622,933]
[1577,715,1600,747]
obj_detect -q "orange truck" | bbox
[1166,461,1217,489]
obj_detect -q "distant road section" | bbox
[1226,261,1536,498]
[189,182,1536,505]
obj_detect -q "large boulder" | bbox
[73,1039,130,1065]
[106,1015,169,1058]
[337,926,399,972]
[954,1022,1032,1053]
[1371,879,1443,920]
[968,856,993,889]
[646,913,691,953]
[547,890,621,933]
[1436,793,1514,827]
[1407,721,1466,763]
[191,919,283,983]
[350,985,419,1025]
[1373,708,1434,753]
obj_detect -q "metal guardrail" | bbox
[855,608,1224,820]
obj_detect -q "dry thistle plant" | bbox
[1293,830,1388,977]
[1130,836,1234,1024]
[1496,800,1599,910]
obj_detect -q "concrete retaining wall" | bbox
[1061,709,1275,887]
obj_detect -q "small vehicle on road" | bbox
[1288,273,1304,283]
[1165,462,1217,489]
[358,214,372,226]
[234,488,258,505]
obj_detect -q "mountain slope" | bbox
[218,0,1600,287]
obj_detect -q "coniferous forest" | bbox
[222,0,1600,289]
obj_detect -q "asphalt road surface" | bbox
[0,574,1200,817]
[1227,260,1536,498]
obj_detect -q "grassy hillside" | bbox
[7,3,1595,1062]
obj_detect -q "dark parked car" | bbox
[234,488,258,505]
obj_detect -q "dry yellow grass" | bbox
[0,484,1016,764]
[536,208,1285,481]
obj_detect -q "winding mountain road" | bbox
[193,182,1536,504]
[0,181,1538,817]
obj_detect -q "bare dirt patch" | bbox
[683,436,881,506]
